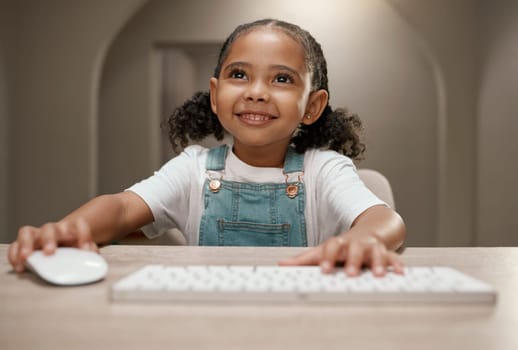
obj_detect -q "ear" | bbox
[209,77,219,115]
[302,89,329,125]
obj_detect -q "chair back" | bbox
[357,169,395,209]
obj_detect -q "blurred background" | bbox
[0,0,516,246]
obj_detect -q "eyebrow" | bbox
[223,61,304,80]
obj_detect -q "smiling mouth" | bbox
[237,113,277,121]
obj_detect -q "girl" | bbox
[8,19,406,276]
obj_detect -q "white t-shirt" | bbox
[128,145,385,246]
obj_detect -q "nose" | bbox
[244,80,269,102]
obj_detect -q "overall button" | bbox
[286,184,298,198]
[209,179,221,193]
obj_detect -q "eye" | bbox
[274,73,294,84]
[229,69,247,80]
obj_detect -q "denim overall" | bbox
[198,145,307,246]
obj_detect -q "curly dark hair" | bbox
[167,19,365,160]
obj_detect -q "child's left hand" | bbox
[278,230,404,277]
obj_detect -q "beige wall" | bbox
[387,0,477,244]
[476,0,518,245]
[2,0,517,246]
[0,0,14,242]
[5,0,147,239]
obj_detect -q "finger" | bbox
[89,241,100,253]
[387,251,405,274]
[54,221,79,245]
[40,223,58,255]
[8,241,20,271]
[278,247,322,266]
[369,245,388,277]
[17,226,39,265]
[13,226,38,272]
[75,219,94,250]
[321,236,347,273]
[344,242,365,276]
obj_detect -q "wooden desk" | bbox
[1,245,517,350]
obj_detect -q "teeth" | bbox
[240,114,272,121]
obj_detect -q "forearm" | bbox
[348,205,406,251]
[9,191,154,272]
[60,192,153,244]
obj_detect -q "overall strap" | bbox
[206,145,228,171]
[283,146,304,173]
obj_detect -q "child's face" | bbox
[210,28,314,161]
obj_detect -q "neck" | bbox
[232,142,289,168]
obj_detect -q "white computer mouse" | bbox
[25,247,108,286]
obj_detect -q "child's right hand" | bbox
[7,218,98,273]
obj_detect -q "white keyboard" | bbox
[110,265,497,304]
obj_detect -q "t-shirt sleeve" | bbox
[126,147,201,239]
[317,153,386,234]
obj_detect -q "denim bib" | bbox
[198,145,307,246]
